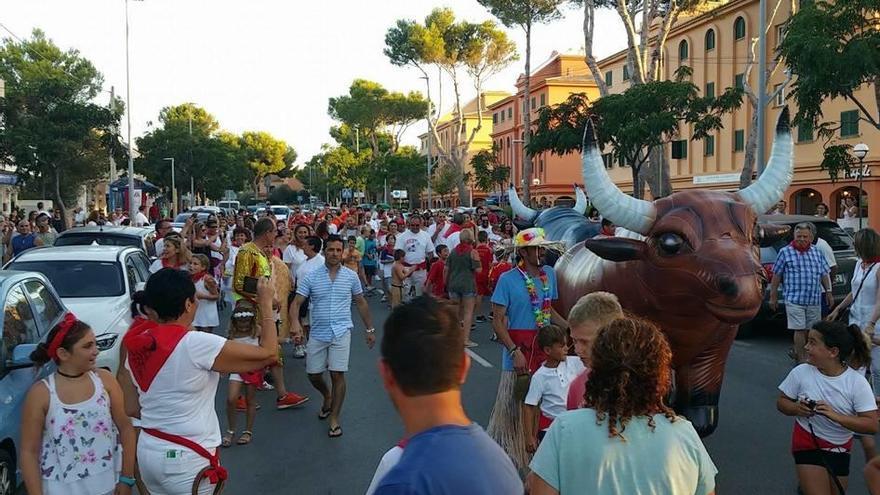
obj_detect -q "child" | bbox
[379,234,397,304]
[191,253,220,333]
[474,231,494,323]
[344,235,366,288]
[362,228,379,296]
[523,324,586,454]
[777,321,878,493]
[424,244,449,299]
[847,332,877,461]
[391,249,415,308]
[20,315,137,495]
[223,301,262,447]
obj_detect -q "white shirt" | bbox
[127,332,226,447]
[134,211,150,227]
[155,237,165,258]
[328,223,338,235]
[779,363,877,445]
[525,357,587,422]
[366,445,404,495]
[394,229,435,265]
[428,222,453,245]
[74,210,85,225]
[478,225,501,243]
[445,231,461,251]
[283,244,308,282]
[815,237,837,268]
[295,253,325,283]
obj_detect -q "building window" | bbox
[774,84,785,106]
[705,29,716,51]
[531,97,536,110]
[841,110,860,137]
[734,129,745,152]
[797,120,814,142]
[539,158,545,173]
[671,140,688,160]
[704,135,715,156]
[602,153,614,169]
[507,108,512,119]
[540,94,545,107]
[679,40,689,62]
[776,23,787,47]
[734,17,746,41]
[500,110,505,122]
[735,73,744,90]
[705,82,715,99]
[605,70,613,86]
[492,113,498,124]
[623,64,630,81]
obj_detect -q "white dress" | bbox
[193,277,220,328]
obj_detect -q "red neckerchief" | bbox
[454,243,473,256]
[867,257,880,264]
[445,223,462,237]
[162,258,180,269]
[123,318,189,392]
[191,271,208,283]
[601,226,615,236]
[790,240,811,254]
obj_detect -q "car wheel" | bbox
[737,321,758,339]
[0,448,16,495]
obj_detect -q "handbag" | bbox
[834,263,876,323]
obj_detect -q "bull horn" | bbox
[738,108,794,214]
[508,183,537,223]
[581,120,656,234]
[573,184,588,214]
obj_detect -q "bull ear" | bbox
[757,223,791,247]
[584,238,648,262]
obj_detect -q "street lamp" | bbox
[124,0,143,223]
[420,75,432,209]
[854,142,870,228]
[163,157,176,216]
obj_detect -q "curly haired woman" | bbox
[527,318,718,495]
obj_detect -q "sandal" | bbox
[237,430,253,445]
[221,430,234,448]
[328,425,343,438]
[318,407,332,420]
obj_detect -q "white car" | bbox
[5,245,152,373]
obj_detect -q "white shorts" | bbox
[786,303,821,330]
[229,373,244,383]
[137,433,216,495]
[306,331,352,374]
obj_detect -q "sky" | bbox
[1,0,628,166]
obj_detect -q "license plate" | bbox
[834,274,846,285]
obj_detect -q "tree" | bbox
[240,131,292,194]
[431,163,462,203]
[470,145,510,200]
[478,0,566,201]
[0,29,122,227]
[781,0,880,181]
[530,68,743,198]
[385,8,517,205]
[268,184,298,205]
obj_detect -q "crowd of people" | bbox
[16,196,880,494]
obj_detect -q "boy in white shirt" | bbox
[524,325,586,453]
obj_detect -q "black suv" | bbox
[738,215,857,338]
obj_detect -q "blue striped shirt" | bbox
[772,245,830,306]
[297,264,363,342]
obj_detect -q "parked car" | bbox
[54,225,157,258]
[256,205,290,223]
[0,270,66,494]
[171,211,214,232]
[5,245,151,373]
[738,214,857,338]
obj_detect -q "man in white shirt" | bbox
[73,207,85,226]
[134,205,150,227]
[394,216,435,299]
[428,211,453,246]
[477,213,501,244]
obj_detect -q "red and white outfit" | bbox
[525,357,586,432]
[394,229,435,299]
[124,319,227,495]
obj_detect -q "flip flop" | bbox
[328,425,343,438]
[221,430,234,448]
[318,407,332,420]
[237,430,253,445]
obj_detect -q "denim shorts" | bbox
[448,291,476,299]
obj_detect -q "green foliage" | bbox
[470,146,510,194]
[268,184,298,205]
[431,164,462,197]
[0,29,120,218]
[477,0,566,29]
[240,130,292,192]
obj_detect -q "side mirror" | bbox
[9,343,37,369]
[135,282,146,293]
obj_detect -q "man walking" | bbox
[234,216,309,409]
[394,216,434,300]
[769,222,833,363]
[371,296,522,494]
[289,234,375,438]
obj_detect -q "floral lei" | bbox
[517,261,552,328]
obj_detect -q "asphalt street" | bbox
[204,298,874,493]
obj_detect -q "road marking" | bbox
[466,348,493,368]
[734,341,753,348]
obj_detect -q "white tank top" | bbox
[850,261,879,330]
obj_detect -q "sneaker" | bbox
[488,314,494,321]
[470,323,477,331]
[258,381,275,391]
[490,333,498,342]
[380,295,388,303]
[276,392,309,410]
[475,315,487,323]
[236,397,262,412]
[293,344,306,359]
[465,340,479,348]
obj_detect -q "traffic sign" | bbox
[391,190,408,199]
[341,188,353,199]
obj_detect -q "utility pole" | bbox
[188,114,194,205]
[421,75,432,210]
[125,0,137,222]
[756,0,768,176]
[109,86,117,212]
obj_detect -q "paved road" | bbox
[211,297,871,494]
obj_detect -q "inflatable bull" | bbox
[510,184,601,254]
[529,109,794,436]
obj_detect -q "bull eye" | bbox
[657,232,684,255]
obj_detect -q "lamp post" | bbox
[854,143,870,229]
[124,0,141,223]
[163,157,176,216]
[420,75,432,210]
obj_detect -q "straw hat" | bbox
[499,227,566,257]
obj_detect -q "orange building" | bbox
[492,0,880,226]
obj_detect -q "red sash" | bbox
[122,318,189,392]
[538,412,554,431]
[403,261,427,271]
[509,329,547,375]
[142,428,228,485]
[791,421,853,453]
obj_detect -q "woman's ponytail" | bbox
[30,342,51,365]
[847,324,872,369]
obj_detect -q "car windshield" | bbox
[55,233,141,249]
[7,260,124,298]
[174,212,212,223]
[271,207,288,215]
[772,222,855,252]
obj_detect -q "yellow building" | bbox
[419,91,510,207]
[491,0,880,224]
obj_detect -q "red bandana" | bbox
[445,223,462,237]
[454,243,473,256]
[162,258,181,269]
[191,271,207,283]
[790,240,811,254]
[123,318,189,392]
[866,257,880,264]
